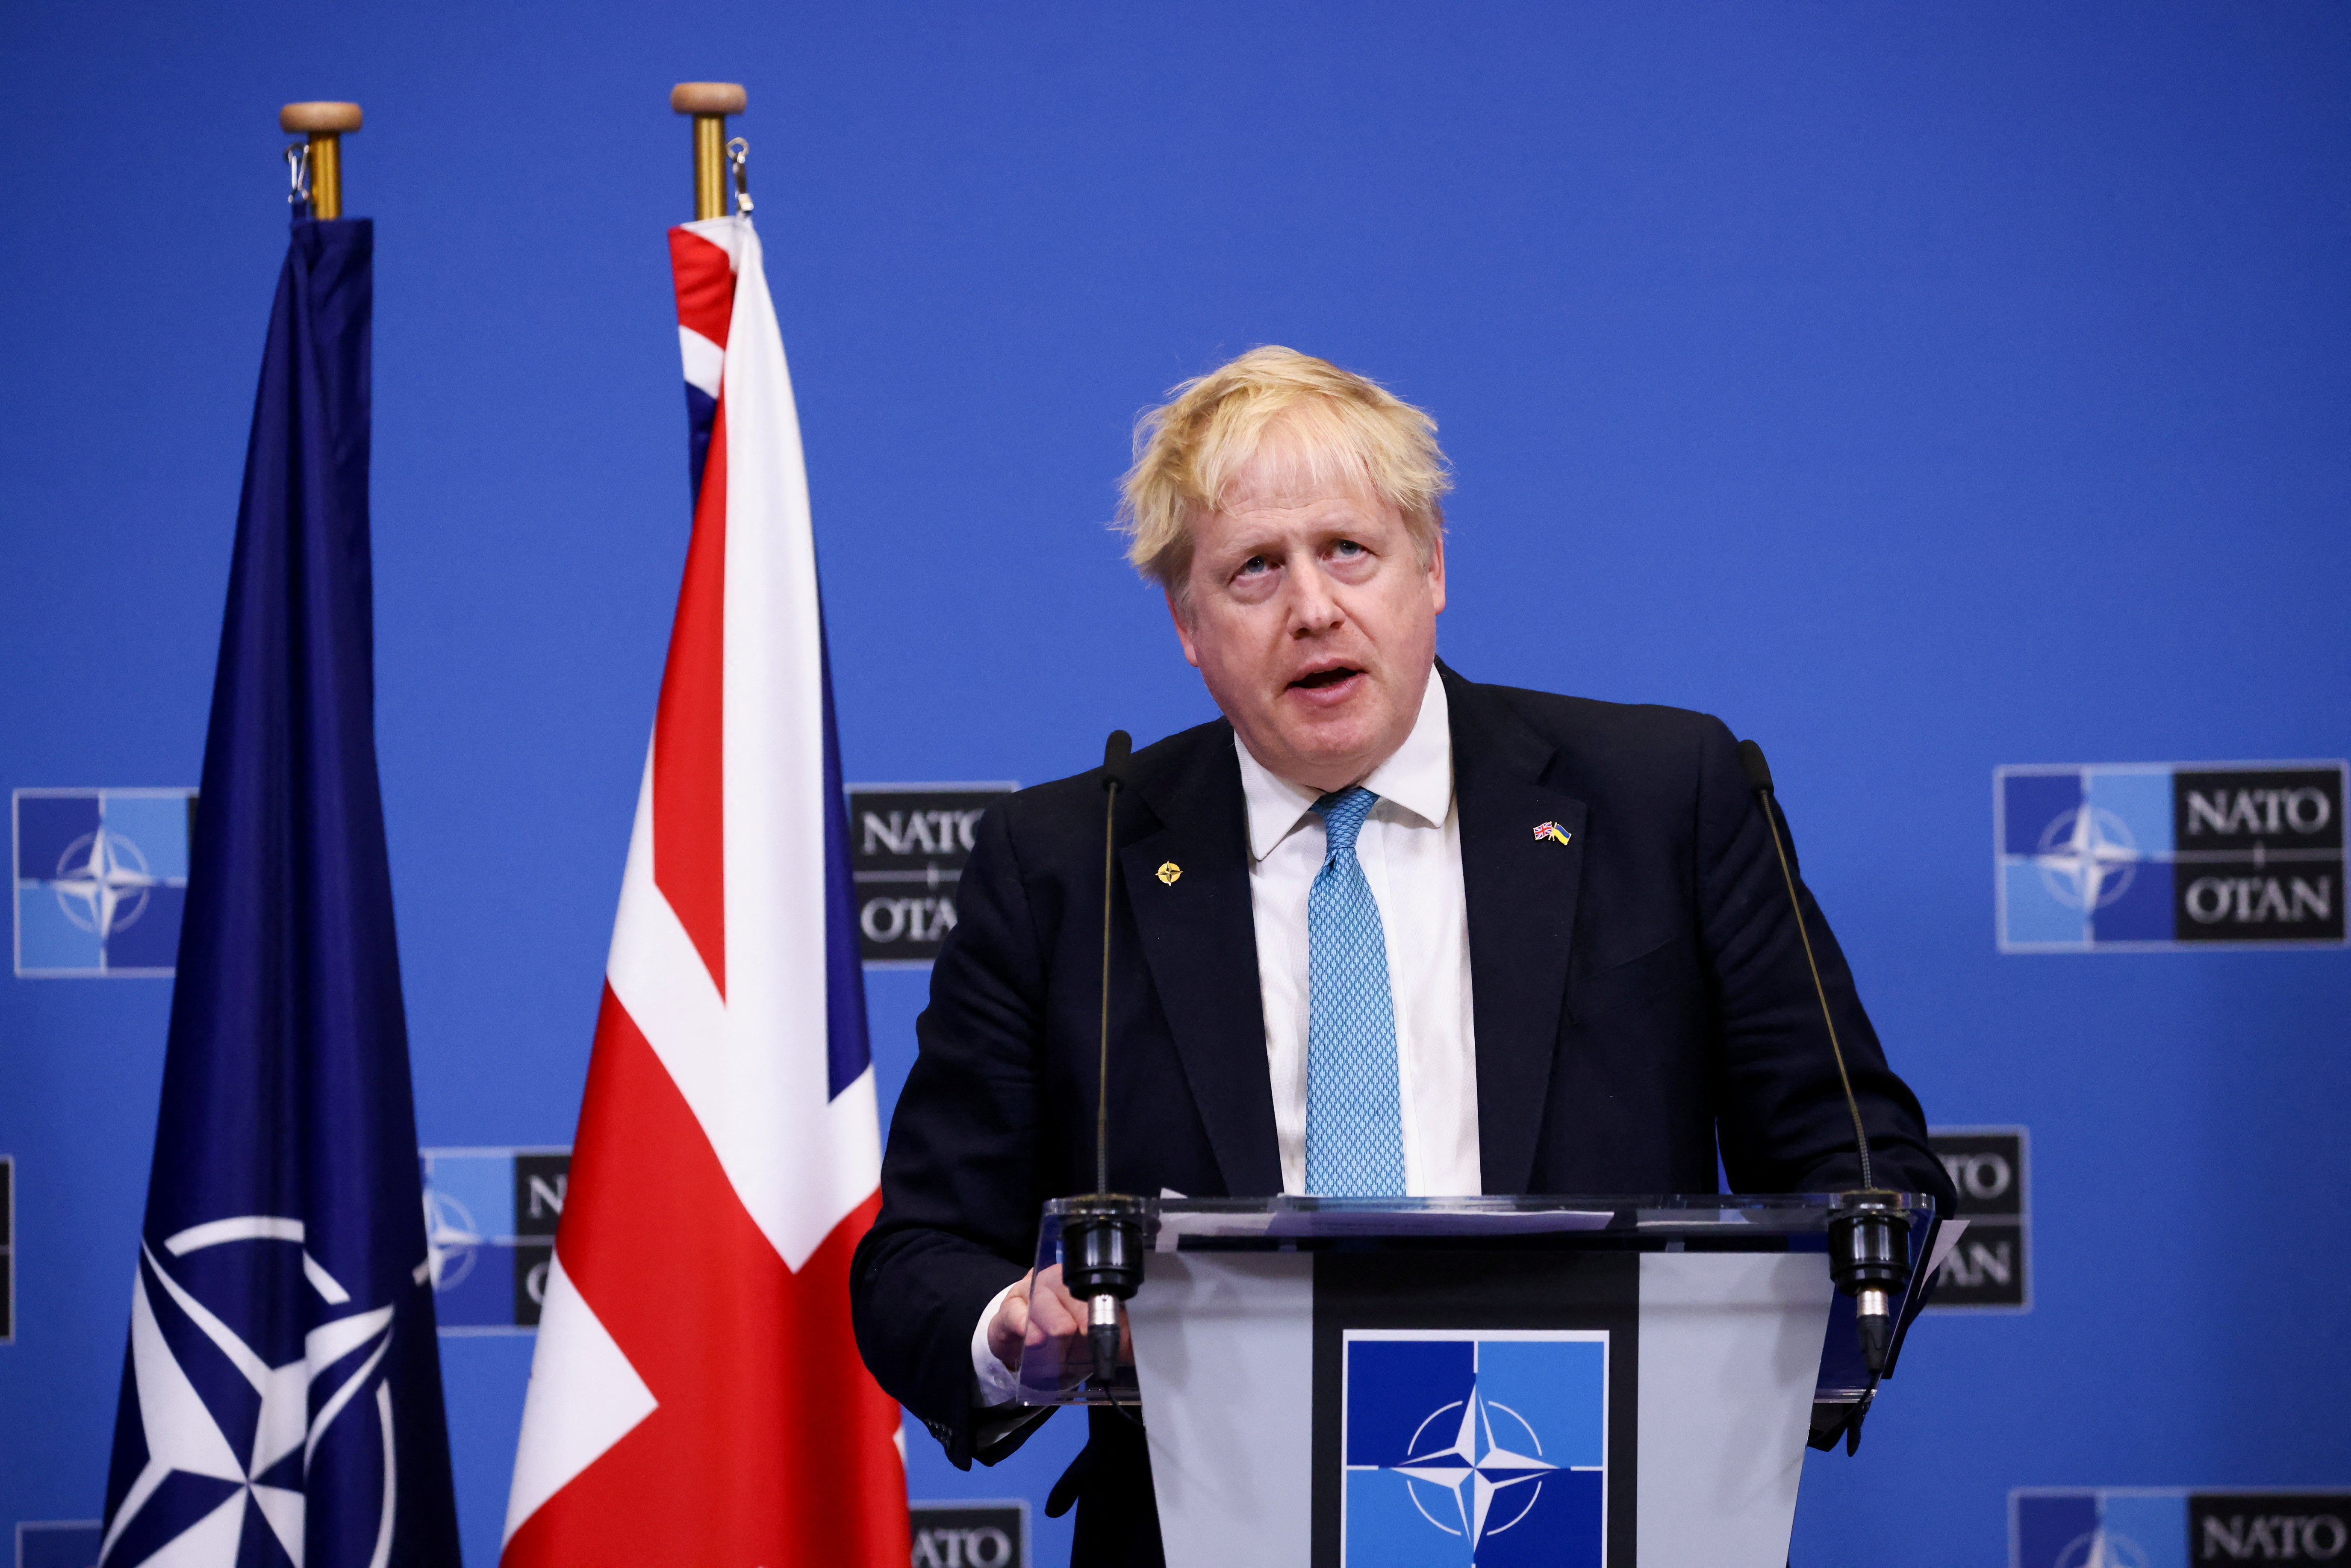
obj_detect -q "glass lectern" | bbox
[1016,1193,1941,1568]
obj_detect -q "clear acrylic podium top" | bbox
[1015,1192,1939,1406]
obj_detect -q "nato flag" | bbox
[97,219,462,1568]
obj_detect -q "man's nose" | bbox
[1284,560,1343,636]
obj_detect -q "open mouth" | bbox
[1290,666,1361,691]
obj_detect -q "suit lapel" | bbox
[1120,723,1285,1197]
[1443,664,1586,1196]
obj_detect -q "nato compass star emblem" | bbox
[422,1186,485,1292]
[52,824,161,940]
[1386,1385,1559,1547]
[1344,1332,1606,1565]
[100,1216,416,1567]
[2033,802,2141,911]
[2054,1527,2154,1568]
[14,789,195,976]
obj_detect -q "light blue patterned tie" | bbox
[1305,786,1406,1196]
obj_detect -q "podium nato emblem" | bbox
[1343,1330,1607,1567]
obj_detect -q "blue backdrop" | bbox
[4,4,2347,1565]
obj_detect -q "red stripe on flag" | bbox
[652,401,728,996]
[509,987,907,1566]
[668,229,734,348]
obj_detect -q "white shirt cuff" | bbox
[971,1280,1025,1408]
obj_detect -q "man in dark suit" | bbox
[850,347,1951,1564]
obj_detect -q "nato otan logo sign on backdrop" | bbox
[849,784,1014,966]
[1996,763,2346,951]
[2015,1487,2351,1566]
[1926,1128,2029,1312]
[1343,1331,1607,1567]
[13,789,196,976]
[419,1148,568,1332]
[908,1500,1028,1567]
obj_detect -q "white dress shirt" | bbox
[972,664,1482,1402]
[1239,664,1482,1197]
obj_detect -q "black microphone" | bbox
[1060,730,1144,1396]
[1095,731,1131,1197]
[1737,739,1909,1387]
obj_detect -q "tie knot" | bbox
[1311,786,1379,854]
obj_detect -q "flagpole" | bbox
[670,82,747,219]
[279,101,362,218]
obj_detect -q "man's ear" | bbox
[1166,589,1202,669]
[1426,530,1447,616]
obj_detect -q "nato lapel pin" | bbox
[1533,821,1572,847]
[1157,861,1181,884]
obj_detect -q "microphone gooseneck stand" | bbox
[1056,731,1147,1408]
[1737,739,1912,1454]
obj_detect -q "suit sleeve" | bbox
[1690,716,1956,1211]
[849,802,1055,1468]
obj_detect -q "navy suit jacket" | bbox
[849,664,1951,1560]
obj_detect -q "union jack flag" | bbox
[501,215,908,1565]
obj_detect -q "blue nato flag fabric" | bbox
[97,219,462,1568]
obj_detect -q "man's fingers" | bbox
[1028,1263,1077,1336]
[1005,1261,1134,1369]
[1026,1289,1076,1341]
[988,1295,1028,1372]
[1034,1266,1085,1315]
[987,1272,1036,1371]
[1027,1275,1084,1341]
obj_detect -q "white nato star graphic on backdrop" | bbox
[2033,804,2141,911]
[2055,1527,2153,1568]
[1387,1386,1558,1547]
[50,825,159,938]
[422,1188,484,1291]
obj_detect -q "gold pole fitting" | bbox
[671,83,746,221]
[280,102,361,219]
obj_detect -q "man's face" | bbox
[1169,447,1445,794]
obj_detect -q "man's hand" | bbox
[986,1264,1130,1376]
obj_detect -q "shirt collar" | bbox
[1235,664,1455,862]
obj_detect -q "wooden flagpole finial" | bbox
[280,102,362,218]
[671,83,746,221]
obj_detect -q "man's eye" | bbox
[1237,555,1270,575]
[1332,539,1366,558]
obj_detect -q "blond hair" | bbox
[1117,346,1451,596]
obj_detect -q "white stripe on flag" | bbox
[502,1254,657,1544]
[604,741,879,1272]
[678,325,723,399]
[688,216,881,1261]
